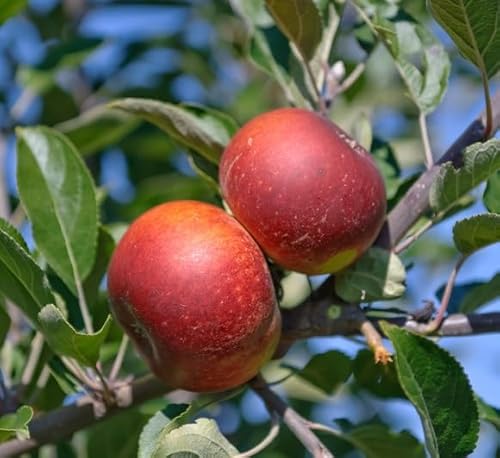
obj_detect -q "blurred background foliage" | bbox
[0,0,499,456]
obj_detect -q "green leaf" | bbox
[265,0,323,60]
[344,422,425,458]
[370,138,402,200]
[381,323,479,458]
[0,296,10,347]
[0,224,54,326]
[476,397,500,431]
[153,418,239,457]
[353,349,405,398]
[83,227,115,309]
[38,304,112,367]
[0,0,26,24]
[0,406,33,443]
[138,409,171,458]
[229,0,273,28]
[249,30,311,108]
[0,218,29,252]
[109,99,237,164]
[453,213,500,256]
[56,106,141,156]
[335,247,406,302]
[352,113,373,151]
[428,0,500,78]
[484,171,500,212]
[293,350,352,395]
[458,273,500,313]
[365,12,450,114]
[16,127,99,294]
[430,139,500,213]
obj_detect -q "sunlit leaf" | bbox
[16,127,99,293]
[429,0,500,78]
[453,213,500,256]
[38,304,112,367]
[382,323,479,458]
[0,406,33,443]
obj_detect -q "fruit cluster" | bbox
[108,108,386,392]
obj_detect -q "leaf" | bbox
[335,247,406,303]
[428,0,500,78]
[16,127,99,294]
[458,273,500,313]
[293,350,352,395]
[381,323,479,458]
[265,0,323,60]
[453,213,500,256]
[484,171,500,212]
[344,422,425,458]
[0,218,28,252]
[56,106,141,156]
[83,227,115,309]
[367,12,450,114]
[109,99,238,164]
[370,138,402,200]
[352,113,373,151]
[0,223,54,327]
[38,304,112,367]
[138,409,172,458]
[476,397,500,431]
[430,139,500,213]
[0,297,10,347]
[249,30,311,108]
[153,418,239,457]
[0,406,33,443]
[229,0,274,28]
[353,349,405,398]
[0,0,26,25]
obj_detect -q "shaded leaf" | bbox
[453,213,500,256]
[344,422,425,458]
[484,171,500,212]
[381,323,479,458]
[229,0,273,28]
[153,418,239,457]
[428,0,500,78]
[335,247,406,302]
[265,0,323,60]
[249,30,310,108]
[459,273,500,313]
[0,223,54,326]
[110,99,237,164]
[38,304,112,367]
[370,138,402,200]
[430,139,500,213]
[0,406,33,443]
[367,12,450,114]
[0,296,10,347]
[0,0,27,25]
[56,106,141,156]
[0,218,29,252]
[16,127,99,294]
[293,350,352,395]
[353,349,405,398]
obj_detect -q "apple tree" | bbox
[0,0,499,457]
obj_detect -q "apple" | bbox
[107,200,281,392]
[219,108,386,275]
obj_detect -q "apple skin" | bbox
[107,200,281,392]
[219,108,387,275]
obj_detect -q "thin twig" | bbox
[74,273,94,334]
[62,357,100,391]
[235,414,280,457]
[338,62,365,94]
[305,421,343,439]
[420,256,466,334]
[94,366,114,406]
[109,335,129,382]
[251,375,334,458]
[480,69,493,138]
[419,112,434,169]
[21,333,45,386]
[393,219,433,254]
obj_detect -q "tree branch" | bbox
[377,89,500,249]
[0,375,168,457]
[250,375,334,458]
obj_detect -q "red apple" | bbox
[219,108,386,275]
[107,200,281,392]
